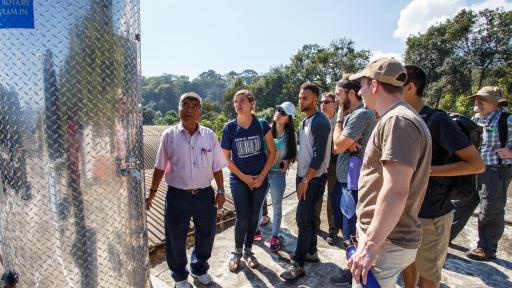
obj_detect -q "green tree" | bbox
[193,70,226,102]
[405,8,512,114]
[201,99,221,121]
[154,110,178,125]
[256,107,275,123]
[288,38,370,91]
[142,106,159,125]
[141,71,227,114]
[200,113,227,138]
[222,78,247,119]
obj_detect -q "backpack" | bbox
[425,109,483,201]
[258,118,267,154]
[498,112,510,164]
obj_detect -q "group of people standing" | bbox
[146,57,511,288]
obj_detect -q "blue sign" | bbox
[0,0,34,29]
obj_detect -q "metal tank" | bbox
[0,1,149,287]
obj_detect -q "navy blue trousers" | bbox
[164,186,217,282]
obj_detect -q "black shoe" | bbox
[327,232,337,245]
[280,263,305,281]
[329,269,352,286]
[304,252,320,263]
[466,247,496,261]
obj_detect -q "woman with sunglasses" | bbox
[257,102,297,252]
[221,90,276,272]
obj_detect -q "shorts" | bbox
[416,211,454,282]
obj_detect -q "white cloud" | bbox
[370,50,404,63]
[394,0,512,40]
[470,0,512,11]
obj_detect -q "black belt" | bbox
[172,186,209,195]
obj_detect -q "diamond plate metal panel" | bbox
[0,1,149,287]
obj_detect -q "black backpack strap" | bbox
[258,118,267,152]
[424,107,443,126]
[498,111,510,148]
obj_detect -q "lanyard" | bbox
[484,110,500,132]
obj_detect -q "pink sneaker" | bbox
[254,230,263,241]
[269,236,281,252]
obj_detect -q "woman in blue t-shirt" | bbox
[254,102,297,252]
[221,89,276,272]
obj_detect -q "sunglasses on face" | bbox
[320,100,335,105]
[275,108,287,116]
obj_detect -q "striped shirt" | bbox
[473,108,512,165]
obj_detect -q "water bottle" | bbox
[346,245,381,288]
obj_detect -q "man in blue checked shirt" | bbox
[451,86,512,261]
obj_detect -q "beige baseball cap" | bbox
[179,92,202,106]
[349,57,407,87]
[469,86,508,106]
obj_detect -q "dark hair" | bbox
[337,76,362,101]
[404,65,427,97]
[300,82,320,97]
[271,116,297,163]
[321,92,336,101]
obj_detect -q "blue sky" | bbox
[140,0,511,78]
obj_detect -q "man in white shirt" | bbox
[146,92,227,288]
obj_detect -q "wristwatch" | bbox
[149,188,158,194]
[302,178,309,184]
[217,188,225,194]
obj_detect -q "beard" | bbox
[343,97,351,111]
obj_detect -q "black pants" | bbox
[293,174,327,266]
[450,165,512,252]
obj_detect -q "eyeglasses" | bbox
[180,104,201,111]
[275,108,287,116]
[320,100,335,105]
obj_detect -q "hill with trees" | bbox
[142,8,511,137]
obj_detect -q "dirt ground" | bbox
[150,166,512,288]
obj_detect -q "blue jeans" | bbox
[341,185,358,242]
[293,174,327,266]
[230,174,268,251]
[258,171,287,237]
[332,182,358,241]
[164,186,217,282]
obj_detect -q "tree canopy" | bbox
[405,8,512,114]
[142,8,511,133]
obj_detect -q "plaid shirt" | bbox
[473,108,512,165]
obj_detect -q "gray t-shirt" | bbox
[336,107,376,183]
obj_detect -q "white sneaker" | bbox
[191,272,213,285]
[174,279,191,288]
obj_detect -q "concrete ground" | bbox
[150,165,512,288]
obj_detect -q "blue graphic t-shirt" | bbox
[221,117,271,176]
